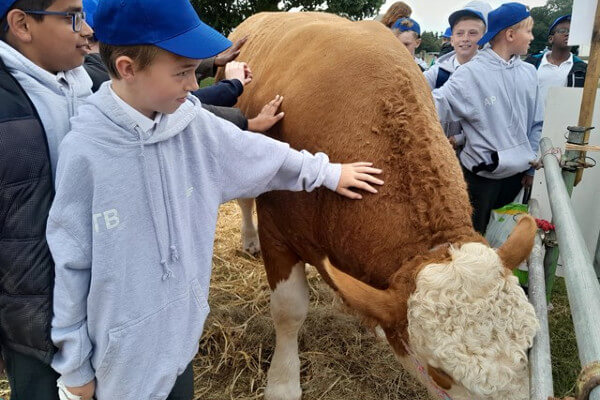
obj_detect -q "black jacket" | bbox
[524,52,587,88]
[0,56,57,364]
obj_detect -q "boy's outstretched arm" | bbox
[196,101,383,203]
[431,68,472,125]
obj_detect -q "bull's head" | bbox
[325,216,539,400]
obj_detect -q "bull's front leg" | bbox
[237,198,260,256]
[265,261,309,400]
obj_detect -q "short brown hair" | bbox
[99,42,162,78]
[490,16,534,45]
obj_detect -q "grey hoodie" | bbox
[47,83,341,399]
[423,50,465,144]
[0,40,92,177]
[432,48,543,178]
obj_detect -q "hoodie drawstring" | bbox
[157,146,180,263]
[136,127,175,280]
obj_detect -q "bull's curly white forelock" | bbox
[406,242,539,400]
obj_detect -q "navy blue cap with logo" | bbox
[477,2,530,45]
[548,14,570,36]
[392,17,421,36]
[93,0,232,59]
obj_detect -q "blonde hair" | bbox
[490,16,534,45]
[407,242,538,399]
[381,1,412,28]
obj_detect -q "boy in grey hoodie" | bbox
[46,0,384,399]
[424,1,490,149]
[432,2,543,234]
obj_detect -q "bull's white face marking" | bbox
[237,198,261,256]
[265,262,309,400]
[405,242,538,400]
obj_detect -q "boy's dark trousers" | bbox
[167,362,194,400]
[2,347,59,400]
[3,346,193,400]
[462,167,524,234]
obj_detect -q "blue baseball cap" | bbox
[449,8,486,28]
[82,0,97,29]
[1,0,17,19]
[392,17,421,36]
[94,0,232,59]
[442,27,452,38]
[548,14,570,36]
[478,2,530,45]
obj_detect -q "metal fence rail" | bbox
[528,198,554,400]
[541,137,600,400]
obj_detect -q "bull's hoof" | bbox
[242,232,261,257]
[264,383,302,400]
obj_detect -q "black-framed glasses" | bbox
[23,10,87,32]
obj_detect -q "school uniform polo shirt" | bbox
[537,52,573,108]
[109,84,162,134]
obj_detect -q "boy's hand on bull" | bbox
[215,36,249,66]
[336,162,384,199]
[225,61,253,86]
[247,95,285,132]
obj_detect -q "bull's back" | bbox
[231,13,474,286]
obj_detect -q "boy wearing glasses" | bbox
[0,0,93,399]
[525,15,588,109]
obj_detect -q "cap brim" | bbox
[477,29,497,45]
[155,20,232,59]
[548,15,571,35]
[449,9,485,28]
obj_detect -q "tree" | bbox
[529,0,574,54]
[190,0,385,35]
[419,31,441,53]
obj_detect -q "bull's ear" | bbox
[497,214,538,270]
[323,259,397,326]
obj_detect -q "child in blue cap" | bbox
[432,2,543,234]
[439,26,454,57]
[46,0,384,399]
[424,1,490,151]
[391,17,428,71]
[525,14,587,110]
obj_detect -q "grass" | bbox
[0,203,583,399]
[548,277,580,397]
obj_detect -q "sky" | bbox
[378,0,548,33]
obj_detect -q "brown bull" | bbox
[226,12,539,400]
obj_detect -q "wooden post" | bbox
[574,0,600,185]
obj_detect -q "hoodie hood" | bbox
[437,50,458,74]
[475,47,521,70]
[0,40,92,177]
[78,81,201,146]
